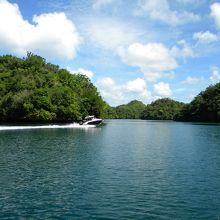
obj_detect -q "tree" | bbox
[175,82,220,122]
[0,54,106,122]
[141,98,185,120]
[115,100,146,119]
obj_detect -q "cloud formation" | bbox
[153,82,172,97]
[210,67,220,83]
[193,31,218,43]
[82,17,141,50]
[211,2,220,29]
[97,77,125,105]
[97,76,174,105]
[170,40,194,59]
[136,0,200,25]
[0,0,81,59]
[181,76,204,85]
[97,77,151,105]
[67,67,94,79]
[126,78,147,93]
[118,42,177,81]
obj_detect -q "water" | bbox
[0,120,220,220]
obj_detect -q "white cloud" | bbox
[97,77,116,88]
[136,0,200,25]
[210,2,220,29]
[125,78,150,99]
[120,43,178,71]
[171,40,194,59]
[125,78,146,93]
[67,67,94,79]
[92,0,116,10]
[193,31,218,43]
[82,17,141,50]
[210,67,220,83]
[181,76,204,84]
[0,0,81,59]
[97,76,174,105]
[153,82,172,97]
[96,77,152,105]
[96,77,124,106]
[118,42,178,82]
[143,72,163,82]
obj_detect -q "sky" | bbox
[1,0,220,106]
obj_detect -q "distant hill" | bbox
[175,82,220,122]
[106,98,185,120]
[141,98,185,120]
[0,53,106,122]
[115,100,146,119]
[110,83,220,122]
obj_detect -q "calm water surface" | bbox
[0,120,220,219]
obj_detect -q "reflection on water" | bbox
[0,120,220,219]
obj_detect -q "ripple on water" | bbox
[0,120,220,219]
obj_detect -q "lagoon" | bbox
[0,120,220,219]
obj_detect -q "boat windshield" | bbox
[84,116,95,121]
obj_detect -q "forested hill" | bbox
[106,99,185,120]
[107,83,220,122]
[175,82,220,122]
[141,98,185,120]
[0,54,107,122]
[115,100,146,119]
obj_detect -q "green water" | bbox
[0,120,220,219]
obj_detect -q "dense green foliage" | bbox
[1,54,219,123]
[102,104,118,119]
[141,98,185,120]
[105,99,184,120]
[0,53,106,122]
[103,99,185,120]
[114,85,220,122]
[175,82,220,122]
[115,100,146,119]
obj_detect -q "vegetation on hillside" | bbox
[112,84,220,122]
[175,82,220,122]
[1,54,219,123]
[104,99,185,120]
[115,100,146,119]
[102,104,118,119]
[0,53,106,122]
[141,98,185,120]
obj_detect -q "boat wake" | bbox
[0,123,96,131]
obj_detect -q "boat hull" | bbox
[84,119,102,126]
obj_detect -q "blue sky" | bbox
[1,0,220,106]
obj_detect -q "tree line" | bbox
[0,53,219,123]
[0,53,107,122]
[106,83,220,122]
[105,99,185,120]
[174,82,220,122]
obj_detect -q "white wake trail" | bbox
[0,123,95,131]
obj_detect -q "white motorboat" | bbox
[80,115,103,126]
